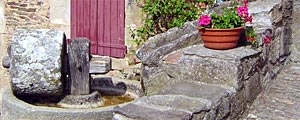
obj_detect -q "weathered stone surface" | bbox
[114,94,209,120]
[280,27,292,56]
[135,95,210,113]
[114,80,258,120]
[58,91,104,109]
[282,63,300,75]
[142,45,261,95]
[136,21,201,66]
[157,81,236,120]
[10,29,66,96]
[290,0,300,62]
[2,56,10,68]
[249,0,280,30]
[158,81,235,102]
[245,63,300,119]
[114,103,192,120]
[1,88,114,120]
[90,56,111,74]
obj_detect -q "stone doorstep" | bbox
[114,81,237,120]
[113,103,192,120]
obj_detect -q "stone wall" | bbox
[291,0,300,62]
[3,0,70,42]
[246,0,294,84]
[125,0,143,51]
[0,0,9,108]
[263,0,293,82]
[0,0,71,94]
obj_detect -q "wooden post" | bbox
[68,37,90,95]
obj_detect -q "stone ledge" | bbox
[136,21,200,66]
[143,44,261,95]
[113,81,254,119]
[1,88,114,120]
[90,55,111,74]
[114,103,191,120]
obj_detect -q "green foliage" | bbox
[198,0,215,5]
[209,7,244,28]
[245,26,258,47]
[132,0,201,46]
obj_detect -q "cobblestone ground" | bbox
[245,63,300,120]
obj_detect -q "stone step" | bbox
[246,95,300,119]
[113,102,191,120]
[114,81,252,119]
[90,55,111,74]
[143,45,261,95]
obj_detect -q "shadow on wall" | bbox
[91,77,127,96]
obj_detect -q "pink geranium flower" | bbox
[263,35,272,44]
[198,14,211,26]
[237,6,248,17]
[244,15,253,23]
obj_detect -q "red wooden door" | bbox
[71,0,126,58]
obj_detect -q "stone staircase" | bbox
[113,45,263,120]
[113,0,296,119]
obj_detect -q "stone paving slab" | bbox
[90,55,111,74]
[114,103,192,120]
[245,63,300,120]
[134,95,210,113]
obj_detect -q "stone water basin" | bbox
[1,77,142,120]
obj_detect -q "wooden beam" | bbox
[68,37,90,95]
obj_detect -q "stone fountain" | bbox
[1,29,141,120]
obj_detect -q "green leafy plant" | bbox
[131,0,202,46]
[198,0,269,47]
[198,1,247,29]
[209,7,244,28]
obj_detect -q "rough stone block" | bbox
[118,81,237,120]
[245,73,261,103]
[10,29,66,96]
[111,58,127,70]
[136,21,200,66]
[134,95,210,114]
[249,0,281,29]
[2,88,114,120]
[143,45,261,94]
[290,5,300,62]
[158,81,234,120]
[114,103,191,120]
[157,81,235,102]
[280,27,292,56]
[114,94,210,120]
[90,56,111,74]
[2,56,10,68]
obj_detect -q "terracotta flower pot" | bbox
[198,27,244,50]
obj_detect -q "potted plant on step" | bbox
[198,0,254,50]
